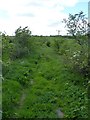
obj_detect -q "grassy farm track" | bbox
[3,36,88,118]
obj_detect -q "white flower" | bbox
[73,54,76,57]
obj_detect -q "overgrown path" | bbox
[12,40,87,118]
[19,90,27,109]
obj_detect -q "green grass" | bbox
[2,36,88,118]
[2,80,22,117]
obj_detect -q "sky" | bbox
[0,0,89,36]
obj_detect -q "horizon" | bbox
[0,0,89,36]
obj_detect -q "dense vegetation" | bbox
[2,25,89,119]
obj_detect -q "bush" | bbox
[53,37,88,82]
[54,40,60,52]
[10,26,31,60]
[10,46,29,60]
[15,26,31,48]
[46,41,51,47]
[53,38,65,53]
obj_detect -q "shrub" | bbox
[54,39,64,53]
[46,41,51,47]
[54,40,60,52]
[10,45,29,60]
[10,26,31,60]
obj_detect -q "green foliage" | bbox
[46,41,51,47]
[15,26,31,48]
[2,34,88,118]
[62,12,88,74]
[53,38,64,53]
[3,60,33,86]
[2,35,13,61]
[63,11,87,41]
[54,40,60,52]
[53,36,88,78]
[2,80,22,118]
[10,45,29,60]
[10,26,31,60]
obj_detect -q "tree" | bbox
[15,26,31,48]
[62,11,89,77]
[11,26,32,59]
[63,11,88,45]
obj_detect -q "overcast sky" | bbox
[0,0,89,36]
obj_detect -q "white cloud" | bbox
[0,0,85,35]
